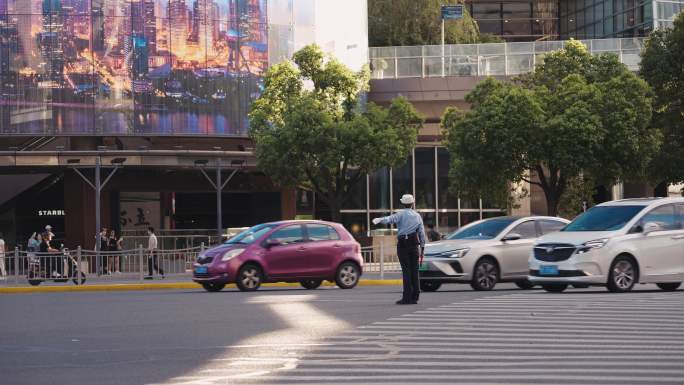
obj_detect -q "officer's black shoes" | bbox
[396,299,418,305]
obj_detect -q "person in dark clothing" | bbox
[427,224,442,242]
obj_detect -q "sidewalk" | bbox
[0,272,403,293]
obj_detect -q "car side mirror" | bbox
[643,222,661,235]
[502,233,521,242]
[265,239,281,248]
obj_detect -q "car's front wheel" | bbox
[470,258,499,291]
[515,280,535,290]
[607,256,637,293]
[420,280,442,292]
[542,284,568,293]
[202,282,225,292]
[656,282,681,291]
[300,279,323,290]
[236,264,263,292]
[335,262,360,289]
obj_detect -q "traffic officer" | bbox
[372,194,426,305]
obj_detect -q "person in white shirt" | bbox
[0,232,6,279]
[145,227,164,279]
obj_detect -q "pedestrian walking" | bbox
[28,232,40,252]
[426,223,442,242]
[98,228,109,274]
[0,232,6,280]
[372,194,426,305]
[145,227,164,279]
[108,229,122,274]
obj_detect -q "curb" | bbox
[0,279,403,294]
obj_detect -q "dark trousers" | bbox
[148,251,164,276]
[397,237,420,302]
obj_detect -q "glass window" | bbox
[226,224,277,245]
[472,3,501,19]
[438,212,459,235]
[640,205,678,231]
[510,221,538,239]
[477,20,503,35]
[678,204,684,228]
[503,2,532,19]
[460,211,482,228]
[539,220,567,235]
[268,225,305,245]
[343,171,366,210]
[306,224,341,241]
[447,217,517,240]
[414,148,435,209]
[563,205,645,231]
[392,156,413,208]
[437,148,458,209]
[369,167,390,210]
[342,213,368,238]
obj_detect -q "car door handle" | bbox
[333,243,341,248]
[672,235,684,240]
[297,247,307,252]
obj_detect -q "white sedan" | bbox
[420,216,570,291]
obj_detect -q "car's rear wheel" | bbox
[236,264,263,292]
[202,282,225,292]
[656,282,681,291]
[542,284,568,293]
[607,256,637,293]
[470,258,498,291]
[420,280,442,292]
[515,280,535,290]
[335,262,360,289]
[300,279,322,290]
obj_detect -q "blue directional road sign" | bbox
[441,5,464,20]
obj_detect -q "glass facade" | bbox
[337,146,506,238]
[466,1,560,42]
[560,0,684,39]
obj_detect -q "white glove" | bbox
[372,218,382,225]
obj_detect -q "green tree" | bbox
[368,0,502,46]
[249,45,422,221]
[641,12,684,187]
[443,40,659,216]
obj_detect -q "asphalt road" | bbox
[1,283,684,385]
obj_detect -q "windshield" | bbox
[225,224,277,245]
[447,218,517,240]
[563,206,645,232]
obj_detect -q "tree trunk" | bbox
[544,189,561,217]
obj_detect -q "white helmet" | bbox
[399,194,415,205]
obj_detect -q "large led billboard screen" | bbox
[0,0,268,135]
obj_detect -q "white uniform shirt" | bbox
[148,233,158,251]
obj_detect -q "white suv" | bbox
[529,198,684,293]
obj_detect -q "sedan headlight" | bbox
[448,248,470,258]
[577,239,608,254]
[221,248,245,261]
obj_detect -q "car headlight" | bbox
[448,248,470,258]
[577,239,608,254]
[221,248,245,261]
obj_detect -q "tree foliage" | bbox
[641,12,684,185]
[249,45,422,221]
[443,40,658,216]
[368,0,502,46]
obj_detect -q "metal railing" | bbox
[0,244,402,287]
[0,246,202,286]
[369,37,646,79]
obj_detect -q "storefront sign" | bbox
[38,210,65,216]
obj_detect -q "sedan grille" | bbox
[534,244,576,262]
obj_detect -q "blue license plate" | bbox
[539,265,559,276]
[194,266,208,274]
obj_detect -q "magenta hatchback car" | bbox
[193,220,364,292]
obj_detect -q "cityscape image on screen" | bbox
[0,0,268,135]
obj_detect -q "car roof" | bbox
[480,216,569,222]
[265,219,340,226]
[598,197,684,207]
